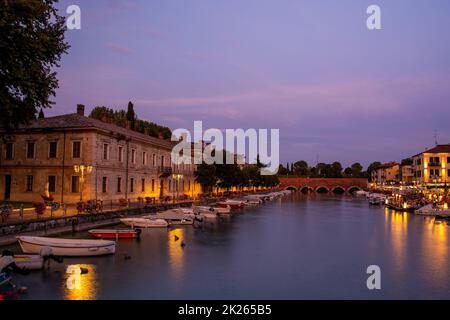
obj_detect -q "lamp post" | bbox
[74,164,93,201]
[172,173,183,203]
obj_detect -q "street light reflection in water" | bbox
[63,264,97,300]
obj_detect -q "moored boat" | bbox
[13,255,44,270]
[17,236,116,257]
[88,228,141,239]
[415,204,450,216]
[120,218,168,228]
[217,200,245,209]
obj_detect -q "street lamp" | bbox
[172,173,183,202]
[74,164,93,201]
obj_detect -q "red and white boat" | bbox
[88,229,141,239]
[216,200,245,209]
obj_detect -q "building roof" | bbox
[2,113,176,150]
[375,162,399,170]
[412,144,450,157]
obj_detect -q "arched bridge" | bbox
[279,177,368,193]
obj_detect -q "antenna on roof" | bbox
[434,129,438,146]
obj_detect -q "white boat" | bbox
[193,207,218,220]
[120,217,168,228]
[17,236,115,257]
[415,204,450,216]
[13,255,44,270]
[215,206,231,214]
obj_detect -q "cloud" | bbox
[105,43,134,55]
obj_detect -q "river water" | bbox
[7,193,450,299]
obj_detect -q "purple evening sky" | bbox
[53,0,450,168]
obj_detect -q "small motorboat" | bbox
[415,204,450,216]
[217,200,245,209]
[88,228,141,239]
[166,218,194,225]
[120,218,168,228]
[215,206,231,214]
[17,236,115,257]
[13,255,44,270]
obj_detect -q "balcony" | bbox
[158,166,172,177]
[429,162,441,167]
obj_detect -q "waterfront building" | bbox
[371,162,400,185]
[0,105,201,204]
[399,161,414,185]
[411,144,450,186]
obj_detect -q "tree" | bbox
[278,164,288,175]
[293,160,308,176]
[344,167,352,176]
[0,0,69,131]
[330,162,343,178]
[351,163,363,177]
[194,163,217,194]
[126,101,136,130]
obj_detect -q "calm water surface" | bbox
[10,194,450,299]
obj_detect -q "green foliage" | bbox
[350,162,363,177]
[89,105,172,139]
[0,0,69,131]
[293,160,308,176]
[194,151,279,192]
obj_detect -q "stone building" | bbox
[0,105,200,204]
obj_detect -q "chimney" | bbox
[158,131,164,139]
[143,128,149,135]
[126,120,131,130]
[76,104,85,116]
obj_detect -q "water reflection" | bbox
[168,228,185,281]
[422,219,448,284]
[63,264,97,300]
[385,209,408,273]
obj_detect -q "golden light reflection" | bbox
[168,228,185,281]
[422,220,448,283]
[385,210,408,273]
[63,264,97,300]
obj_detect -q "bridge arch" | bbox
[300,186,313,193]
[332,186,345,194]
[316,186,330,194]
[284,186,298,191]
[347,186,361,194]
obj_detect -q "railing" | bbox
[429,162,441,167]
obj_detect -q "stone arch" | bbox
[347,186,361,194]
[300,186,313,193]
[332,186,346,194]
[316,186,330,193]
[285,186,298,191]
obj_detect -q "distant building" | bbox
[371,162,400,185]
[411,144,450,185]
[400,163,414,184]
[0,105,200,204]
